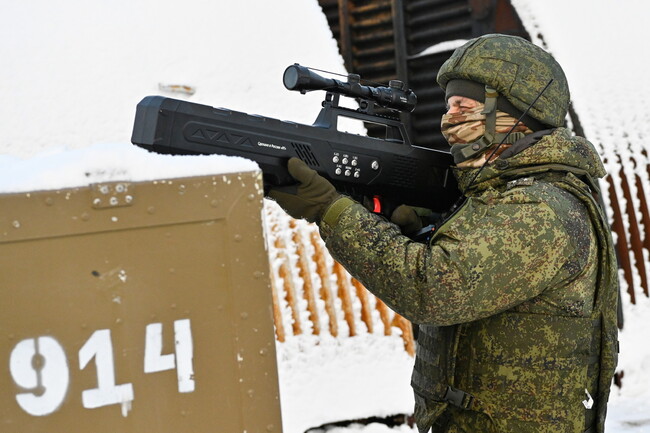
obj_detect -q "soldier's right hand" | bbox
[268,157,340,224]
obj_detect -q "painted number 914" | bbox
[9,319,194,417]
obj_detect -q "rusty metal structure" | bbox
[316,0,649,309]
[606,163,650,306]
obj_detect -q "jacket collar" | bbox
[453,128,606,194]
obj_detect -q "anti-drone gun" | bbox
[131,64,460,216]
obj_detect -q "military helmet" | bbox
[437,34,570,128]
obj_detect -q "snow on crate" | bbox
[264,200,416,433]
[0,142,259,194]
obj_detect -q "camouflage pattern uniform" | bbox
[319,126,618,432]
[275,34,620,432]
[267,35,617,432]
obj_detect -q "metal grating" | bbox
[389,155,419,188]
[292,142,320,167]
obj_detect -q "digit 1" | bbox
[144,319,195,393]
[79,329,134,415]
[9,336,70,416]
[174,319,195,393]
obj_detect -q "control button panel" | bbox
[331,151,380,182]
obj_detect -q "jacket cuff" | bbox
[319,196,356,236]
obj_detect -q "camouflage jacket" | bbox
[319,128,618,433]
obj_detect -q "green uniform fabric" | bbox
[319,128,618,433]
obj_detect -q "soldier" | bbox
[269,34,618,433]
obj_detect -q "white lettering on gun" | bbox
[257,141,287,151]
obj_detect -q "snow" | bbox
[2,0,650,432]
[277,335,415,433]
[265,201,416,432]
[0,142,258,193]
[604,294,650,432]
[0,0,346,158]
[410,39,468,59]
[311,424,416,433]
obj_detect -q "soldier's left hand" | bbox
[268,157,340,223]
[390,204,435,236]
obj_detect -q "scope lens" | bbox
[283,66,299,90]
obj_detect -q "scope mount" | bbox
[313,90,410,145]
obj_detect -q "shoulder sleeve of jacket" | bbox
[319,190,574,326]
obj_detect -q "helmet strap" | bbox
[482,85,528,145]
[481,85,499,143]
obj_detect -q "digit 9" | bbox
[9,336,70,416]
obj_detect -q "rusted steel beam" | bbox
[412,99,447,115]
[407,0,459,13]
[634,172,650,296]
[354,44,396,59]
[409,4,470,27]
[351,14,393,30]
[338,0,354,71]
[618,159,649,299]
[392,0,413,134]
[353,0,392,15]
[606,173,636,304]
[353,28,395,44]
[355,59,398,76]
[408,21,472,44]
[493,0,528,36]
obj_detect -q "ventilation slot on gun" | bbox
[292,142,320,167]
[389,156,418,188]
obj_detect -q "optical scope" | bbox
[283,64,417,113]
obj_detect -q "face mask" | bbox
[441,103,533,164]
[440,104,486,145]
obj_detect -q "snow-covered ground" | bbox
[604,298,650,432]
[276,334,415,433]
[312,424,417,433]
[2,0,649,432]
